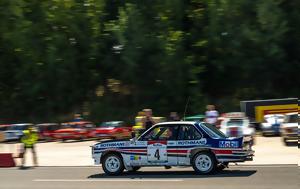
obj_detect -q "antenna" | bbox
[183,96,190,121]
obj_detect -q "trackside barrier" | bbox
[0,132,16,167]
[0,153,16,167]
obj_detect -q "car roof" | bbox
[103,121,123,123]
[264,114,284,118]
[155,121,197,125]
[36,123,59,126]
[12,123,33,126]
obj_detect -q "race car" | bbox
[280,112,298,145]
[219,112,255,146]
[53,121,95,141]
[91,121,254,175]
[261,114,284,136]
[92,121,132,140]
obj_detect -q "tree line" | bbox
[0,0,299,124]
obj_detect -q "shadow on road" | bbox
[88,169,257,179]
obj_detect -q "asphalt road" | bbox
[0,165,298,189]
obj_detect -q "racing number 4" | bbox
[154,149,160,160]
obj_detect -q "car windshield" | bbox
[7,125,28,131]
[200,123,227,139]
[226,119,244,127]
[100,122,122,127]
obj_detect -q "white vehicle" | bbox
[261,114,284,136]
[280,113,298,145]
[219,112,255,146]
[4,123,33,141]
[91,121,254,175]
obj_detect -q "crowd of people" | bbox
[141,104,219,130]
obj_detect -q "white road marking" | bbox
[33,179,183,182]
[232,165,298,168]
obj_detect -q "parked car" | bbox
[4,123,34,141]
[219,112,255,146]
[261,114,284,136]
[36,123,61,141]
[92,121,132,140]
[280,112,298,145]
[53,121,95,141]
[91,121,254,175]
[0,124,11,132]
[0,124,11,142]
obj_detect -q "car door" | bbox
[177,124,204,165]
[138,124,179,166]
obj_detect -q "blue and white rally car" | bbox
[91,121,254,175]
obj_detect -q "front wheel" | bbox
[192,152,217,174]
[102,154,124,176]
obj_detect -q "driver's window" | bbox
[141,125,178,141]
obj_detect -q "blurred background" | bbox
[0,0,299,124]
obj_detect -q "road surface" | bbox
[0,165,298,189]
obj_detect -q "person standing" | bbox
[20,126,39,168]
[168,112,180,121]
[142,109,155,131]
[205,105,219,126]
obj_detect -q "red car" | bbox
[53,121,95,141]
[92,121,132,140]
[36,123,61,141]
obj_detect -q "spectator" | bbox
[169,112,180,121]
[20,127,38,168]
[142,109,155,131]
[73,113,83,122]
[205,105,219,126]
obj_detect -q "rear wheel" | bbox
[102,154,124,176]
[192,152,217,174]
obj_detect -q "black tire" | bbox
[283,138,289,146]
[102,153,124,176]
[128,166,141,172]
[192,152,217,174]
